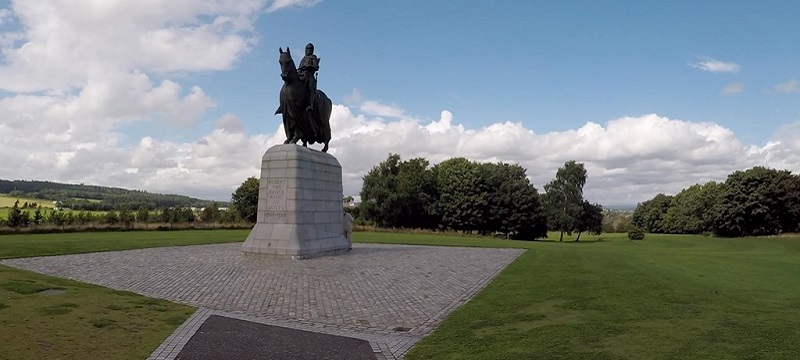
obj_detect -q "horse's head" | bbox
[278,47,297,81]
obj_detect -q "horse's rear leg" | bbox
[322,142,328,153]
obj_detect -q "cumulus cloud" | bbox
[360,100,408,119]
[3,87,800,207]
[328,107,781,207]
[722,82,744,95]
[0,0,272,199]
[775,80,799,93]
[267,0,322,13]
[1,1,799,209]
[0,1,268,93]
[215,114,245,133]
[689,57,741,73]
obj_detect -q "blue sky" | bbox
[0,0,798,207]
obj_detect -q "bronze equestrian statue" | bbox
[275,45,332,152]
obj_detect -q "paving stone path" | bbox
[2,242,524,359]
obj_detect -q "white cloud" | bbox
[3,88,800,207]
[722,82,744,95]
[343,88,362,105]
[359,100,408,119]
[267,0,322,13]
[1,2,798,209]
[775,80,799,93]
[0,1,267,92]
[689,57,741,73]
[325,105,797,208]
[216,114,245,133]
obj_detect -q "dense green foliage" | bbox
[0,179,221,211]
[1,205,244,232]
[662,182,720,234]
[359,154,548,240]
[627,227,645,240]
[575,200,604,240]
[542,161,604,241]
[632,193,674,233]
[231,177,260,223]
[543,161,586,240]
[360,154,438,229]
[634,167,800,236]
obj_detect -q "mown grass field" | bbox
[0,194,53,208]
[1,230,798,359]
[0,194,53,221]
[0,193,115,221]
[387,232,800,360]
[0,230,248,360]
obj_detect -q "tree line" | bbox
[353,154,602,241]
[228,155,603,241]
[1,179,222,211]
[632,166,800,236]
[2,200,244,230]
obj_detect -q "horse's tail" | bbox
[315,90,332,143]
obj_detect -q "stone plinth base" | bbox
[242,144,349,259]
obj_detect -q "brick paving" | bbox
[2,242,524,359]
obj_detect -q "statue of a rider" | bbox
[297,43,319,113]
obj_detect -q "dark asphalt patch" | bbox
[176,315,378,360]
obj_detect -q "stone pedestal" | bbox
[242,144,349,259]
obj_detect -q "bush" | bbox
[628,227,645,240]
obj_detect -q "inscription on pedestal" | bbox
[266,179,287,223]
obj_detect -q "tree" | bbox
[632,194,673,233]
[175,206,196,223]
[543,161,587,241]
[105,210,119,225]
[33,206,44,226]
[160,207,173,223]
[432,158,485,232]
[360,154,437,229]
[712,167,800,236]
[232,177,260,223]
[575,201,604,241]
[7,200,26,227]
[119,207,134,229]
[221,208,242,223]
[478,162,547,239]
[137,206,150,228]
[49,210,67,229]
[201,202,221,226]
[662,182,720,234]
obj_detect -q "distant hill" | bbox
[0,179,227,211]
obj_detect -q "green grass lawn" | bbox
[1,230,799,359]
[369,232,800,360]
[0,230,249,360]
[0,229,250,259]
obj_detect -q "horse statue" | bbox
[275,47,332,152]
